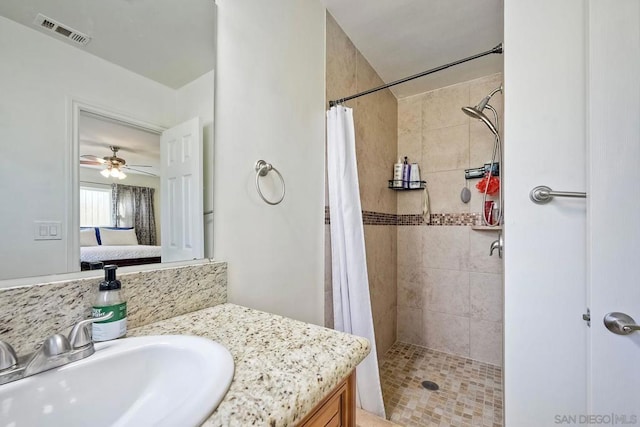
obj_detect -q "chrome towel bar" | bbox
[530,185,587,204]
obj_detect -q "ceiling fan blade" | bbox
[124,167,158,177]
[127,164,153,168]
[80,154,106,163]
[80,160,103,166]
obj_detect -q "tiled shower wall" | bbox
[396,74,504,366]
[325,13,398,356]
[325,13,503,366]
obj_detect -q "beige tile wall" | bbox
[397,74,504,366]
[325,13,398,357]
[326,13,503,366]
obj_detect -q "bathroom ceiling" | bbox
[0,0,215,89]
[322,0,504,99]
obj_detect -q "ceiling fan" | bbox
[80,146,157,179]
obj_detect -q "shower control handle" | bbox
[489,232,503,259]
[604,312,640,335]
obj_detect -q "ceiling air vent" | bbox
[33,13,91,46]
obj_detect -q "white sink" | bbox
[0,335,234,427]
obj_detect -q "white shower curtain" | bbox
[326,105,386,418]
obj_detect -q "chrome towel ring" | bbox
[255,160,285,205]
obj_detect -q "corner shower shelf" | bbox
[388,180,426,190]
[471,225,503,231]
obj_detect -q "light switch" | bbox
[34,221,63,240]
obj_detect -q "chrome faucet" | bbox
[490,232,503,258]
[0,312,112,385]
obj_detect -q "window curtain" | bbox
[111,184,157,245]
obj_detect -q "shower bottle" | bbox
[402,156,411,189]
[409,163,421,189]
[393,158,403,188]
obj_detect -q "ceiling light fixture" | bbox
[100,165,127,180]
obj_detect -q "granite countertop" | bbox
[127,303,370,427]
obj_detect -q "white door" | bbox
[588,0,640,419]
[160,117,204,262]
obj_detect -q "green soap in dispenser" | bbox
[92,265,127,341]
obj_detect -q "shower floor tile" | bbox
[380,342,503,427]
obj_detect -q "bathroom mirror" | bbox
[0,0,216,282]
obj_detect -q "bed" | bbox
[80,227,161,270]
[80,245,161,270]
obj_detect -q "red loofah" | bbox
[476,174,500,195]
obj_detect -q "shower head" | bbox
[462,85,503,137]
[462,105,499,136]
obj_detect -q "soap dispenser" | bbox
[92,265,127,342]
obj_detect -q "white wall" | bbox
[176,70,215,258]
[0,16,175,280]
[503,1,588,425]
[214,0,325,324]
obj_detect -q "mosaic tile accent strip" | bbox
[0,261,227,355]
[396,214,422,226]
[325,207,480,227]
[411,212,479,226]
[325,207,396,225]
[381,342,503,427]
[362,211,398,225]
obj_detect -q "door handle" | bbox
[603,312,640,335]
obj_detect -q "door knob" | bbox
[603,312,640,335]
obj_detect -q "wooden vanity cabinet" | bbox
[298,371,356,427]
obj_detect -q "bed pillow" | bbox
[99,227,139,246]
[80,228,99,247]
[96,226,134,245]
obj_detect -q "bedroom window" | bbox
[80,187,112,227]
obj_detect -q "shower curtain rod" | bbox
[328,43,503,107]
